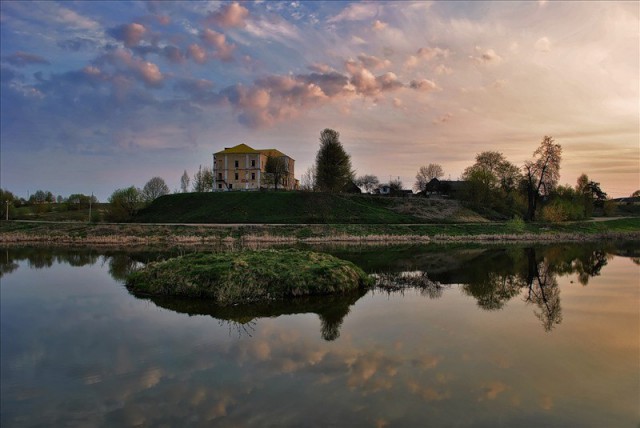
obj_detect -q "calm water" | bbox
[1,243,638,427]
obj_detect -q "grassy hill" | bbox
[134,192,489,224]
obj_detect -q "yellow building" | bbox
[213,144,297,191]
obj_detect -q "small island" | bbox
[126,249,372,305]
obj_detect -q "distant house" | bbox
[423,178,466,198]
[213,144,297,191]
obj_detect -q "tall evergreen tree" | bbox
[314,129,354,193]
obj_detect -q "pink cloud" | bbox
[357,54,391,70]
[99,49,164,87]
[372,20,388,31]
[206,2,249,28]
[110,23,147,47]
[471,47,502,64]
[200,29,236,61]
[6,51,50,67]
[416,46,450,60]
[409,79,438,92]
[187,44,207,64]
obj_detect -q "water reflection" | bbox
[1,242,637,334]
[143,290,366,341]
[1,243,638,427]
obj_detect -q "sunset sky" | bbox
[1,1,638,200]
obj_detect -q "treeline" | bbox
[0,189,99,219]
[326,135,624,222]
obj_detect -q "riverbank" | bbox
[1,218,639,247]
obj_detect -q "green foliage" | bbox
[1,189,16,219]
[506,216,527,232]
[126,249,372,304]
[541,186,585,222]
[108,186,143,222]
[65,193,97,211]
[460,151,523,218]
[314,128,355,193]
[192,165,213,192]
[602,200,617,217]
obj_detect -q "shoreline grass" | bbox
[1,218,639,247]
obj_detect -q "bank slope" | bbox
[134,192,488,224]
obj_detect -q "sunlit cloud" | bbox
[206,2,249,28]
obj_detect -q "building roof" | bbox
[215,143,259,155]
[214,144,294,160]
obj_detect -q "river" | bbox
[1,242,638,427]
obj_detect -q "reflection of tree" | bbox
[523,248,562,332]
[138,290,366,341]
[107,254,141,282]
[465,273,523,311]
[571,250,609,285]
[375,272,449,299]
[0,250,19,278]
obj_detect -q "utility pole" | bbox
[88,192,93,222]
[5,200,8,221]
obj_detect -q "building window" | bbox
[229,184,233,189]
[251,160,256,167]
[218,184,222,189]
[235,173,239,180]
[218,173,222,180]
[251,173,255,180]
[234,160,239,168]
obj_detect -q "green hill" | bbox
[134,192,489,224]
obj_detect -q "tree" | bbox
[414,164,444,192]
[66,193,97,210]
[355,174,380,194]
[314,128,354,193]
[192,165,213,192]
[142,177,170,203]
[388,178,403,194]
[264,156,288,190]
[523,136,562,221]
[300,166,316,191]
[1,188,15,219]
[461,151,521,214]
[632,190,640,198]
[180,170,190,193]
[107,186,142,221]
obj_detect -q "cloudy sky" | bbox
[1,1,638,200]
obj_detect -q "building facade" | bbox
[213,143,297,191]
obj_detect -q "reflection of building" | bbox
[213,144,296,191]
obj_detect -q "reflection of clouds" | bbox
[478,381,508,401]
[406,380,450,402]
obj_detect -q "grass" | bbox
[1,217,639,246]
[133,192,488,224]
[125,249,373,304]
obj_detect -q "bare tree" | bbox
[263,156,288,190]
[300,166,316,191]
[414,163,444,192]
[142,177,170,203]
[523,136,562,221]
[180,170,190,193]
[355,174,380,193]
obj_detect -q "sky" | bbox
[1,1,638,201]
